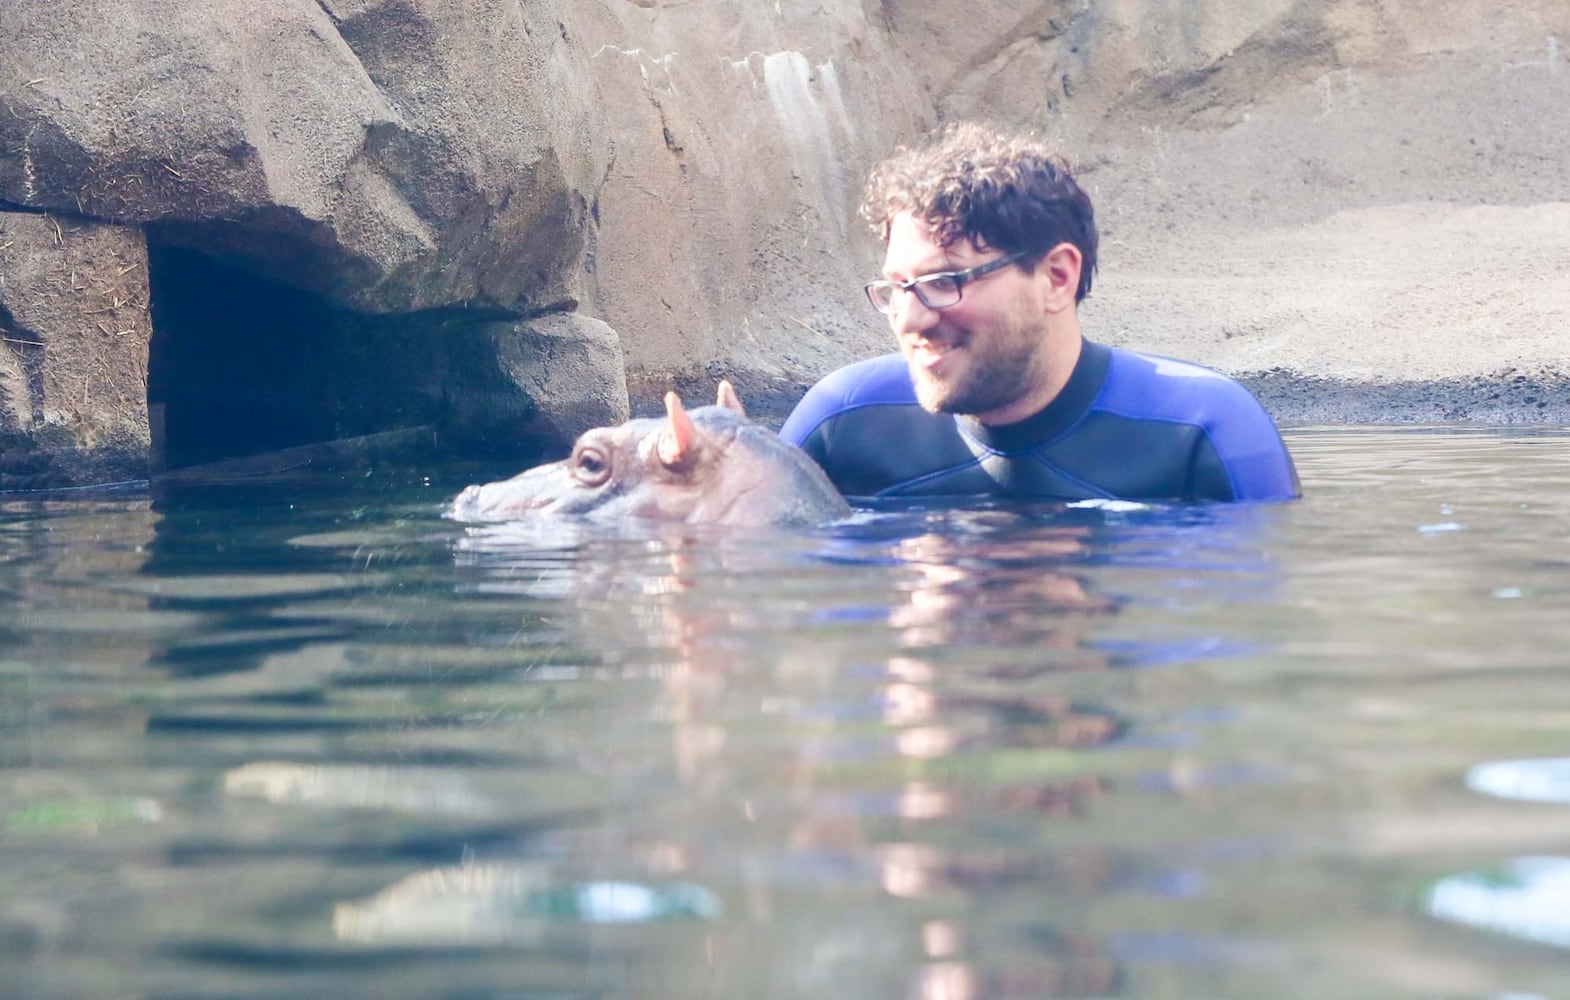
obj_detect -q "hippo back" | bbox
[688,406,851,526]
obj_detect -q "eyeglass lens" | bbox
[867,274,962,314]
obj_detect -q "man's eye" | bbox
[918,274,961,294]
[572,448,611,486]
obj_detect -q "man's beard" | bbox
[909,327,1044,421]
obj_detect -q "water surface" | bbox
[4,428,1570,999]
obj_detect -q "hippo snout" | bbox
[446,484,486,521]
[446,471,564,523]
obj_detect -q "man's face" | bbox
[880,212,1051,423]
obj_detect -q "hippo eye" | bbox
[571,445,612,487]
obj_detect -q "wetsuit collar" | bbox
[956,339,1111,452]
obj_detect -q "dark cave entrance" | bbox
[144,242,543,475]
[146,246,342,471]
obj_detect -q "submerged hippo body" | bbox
[448,384,851,527]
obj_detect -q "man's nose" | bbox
[890,288,940,335]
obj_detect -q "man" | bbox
[779,122,1299,503]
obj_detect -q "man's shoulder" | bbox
[779,354,918,444]
[807,353,916,405]
[1096,344,1267,425]
[1091,343,1298,500]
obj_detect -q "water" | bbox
[4,427,1570,999]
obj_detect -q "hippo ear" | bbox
[657,391,700,471]
[716,380,747,417]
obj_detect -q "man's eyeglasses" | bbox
[864,252,1026,315]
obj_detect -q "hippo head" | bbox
[448,383,850,527]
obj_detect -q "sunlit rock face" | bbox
[1,0,1566,480]
[0,0,601,315]
[0,212,152,487]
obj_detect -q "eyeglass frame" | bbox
[863,251,1030,315]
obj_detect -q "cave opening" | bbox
[146,245,342,471]
[144,240,566,477]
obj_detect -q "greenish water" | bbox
[4,427,1570,999]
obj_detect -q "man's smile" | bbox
[906,331,966,372]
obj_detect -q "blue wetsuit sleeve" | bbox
[1185,386,1299,501]
[1198,380,1299,501]
[1096,349,1299,502]
[1220,434,1300,500]
[779,355,914,450]
[779,382,839,448]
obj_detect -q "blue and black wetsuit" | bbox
[779,340,1299,502]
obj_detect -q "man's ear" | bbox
[657,391,700,471]
[1040,242,1083,313]
[716,380,747,417]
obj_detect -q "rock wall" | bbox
[0,212,151,488]
[0,0,601,313]
[1,0,616,482]
[1,0,1567,483]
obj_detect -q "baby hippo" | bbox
[448,383,850,527]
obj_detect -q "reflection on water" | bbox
[1428,857,1570,950]
[334,864,723,944]
[5,429,1570,998]
[1468,758,1570,804]
[224,762,497,817]
[1427,759,1570,954]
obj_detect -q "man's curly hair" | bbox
[861,122,1098,302]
